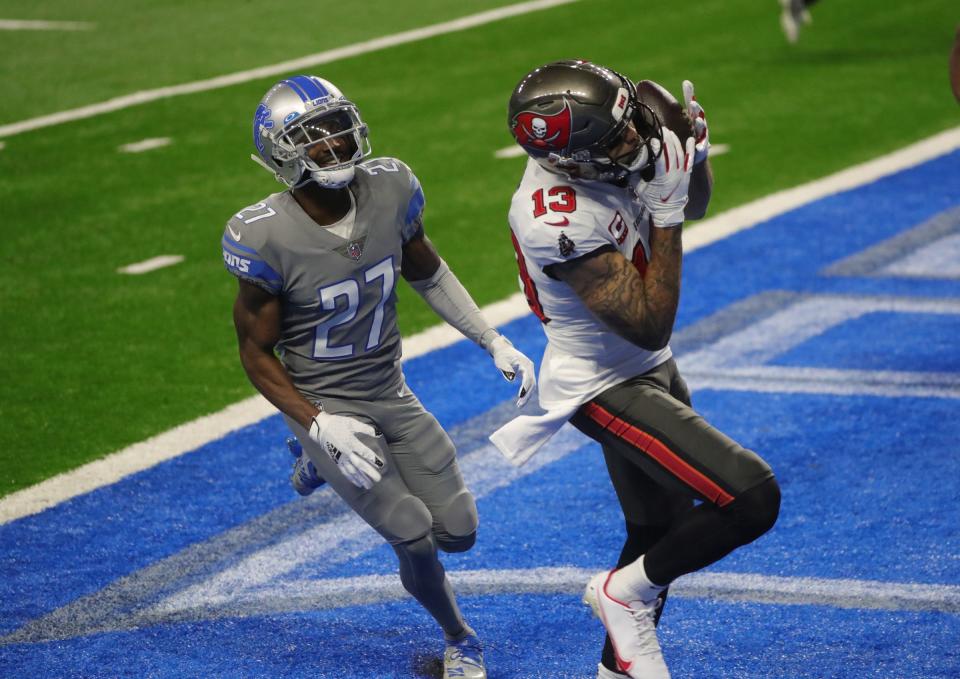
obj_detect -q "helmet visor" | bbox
[278,106,369,169]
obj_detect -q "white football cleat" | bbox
[443,627,486,679]
[583,571,671,679]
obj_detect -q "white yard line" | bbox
[117,255,184,274]
[0,293,530,524]
[494,145,527,159]
[252,567,960,615]
[148,428,588,616]
[0,19,94,31]
[1,136,958,526]
[709,142,729,156]
[0,0,580,139]
[118,137,171,153]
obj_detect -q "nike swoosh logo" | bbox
[659,186,678,202]
[228,225,242,241]
[544,217,570,226]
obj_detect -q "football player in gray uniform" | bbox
[222,75,536,679]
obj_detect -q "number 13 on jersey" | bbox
[531,186,577,218]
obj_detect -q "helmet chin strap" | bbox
[311,166,355,189]
[296,164,355,190]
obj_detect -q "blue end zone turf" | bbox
[1,151,959,677]
[771,311,960,372]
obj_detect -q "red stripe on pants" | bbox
[582,401,735,507]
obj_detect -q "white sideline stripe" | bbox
[148,426,588,615]
[0,293,530,524]
[117,255,184,275]
[0,19,94,31]
[0,0,580,140]
[118,137,171,153]
[684,127,960,251]
[166,567,960,615]
[2,130,959,525]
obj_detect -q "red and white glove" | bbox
[682,80,710,165]
[640,127,695,228]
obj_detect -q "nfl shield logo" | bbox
[347,241,363,261]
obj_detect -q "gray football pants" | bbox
[283,382,478,550]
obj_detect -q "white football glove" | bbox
[487,335,536,407]
[682,80,710,165]
[308,411,385,490]
[640,128,695,228]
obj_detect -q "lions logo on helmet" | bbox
[251,75,372,189]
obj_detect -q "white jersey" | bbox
[491,158,672,464]
[509,157,671,407]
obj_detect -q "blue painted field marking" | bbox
[2,150,960,678]
[677,293,960,398]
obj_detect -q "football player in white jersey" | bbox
[223,75,536,679]
[490,61,781,679]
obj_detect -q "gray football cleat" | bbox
[286,437,325,496]
[443,626,486,679]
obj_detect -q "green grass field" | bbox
[1,0,957,496]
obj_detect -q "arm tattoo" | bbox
[561,227,683,350]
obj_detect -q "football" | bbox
[636,79,695,143]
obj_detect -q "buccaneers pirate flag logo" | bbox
[511,101,572,153]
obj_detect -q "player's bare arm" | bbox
[233,279,319,428]
[399,225,442,281]
[551,224,682,351]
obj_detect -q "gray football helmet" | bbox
[251,75,371,189]
[508,60,662,182]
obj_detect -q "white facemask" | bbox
[310,165,356,189]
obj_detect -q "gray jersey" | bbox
[221,157,425,401]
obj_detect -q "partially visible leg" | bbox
[576,367,779,590]
[282,411,469,638]
[392,527,466,637]
[371,390,485,679]
[596,444,691,674]
[573,359,779,678]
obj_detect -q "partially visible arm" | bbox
[402,225,536,404]
[681,79,713,220]
[233,279,318,429]
[685,159,713,220]
[234,279,384,487]
[551,224,683,351]
[401,226,499,349]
